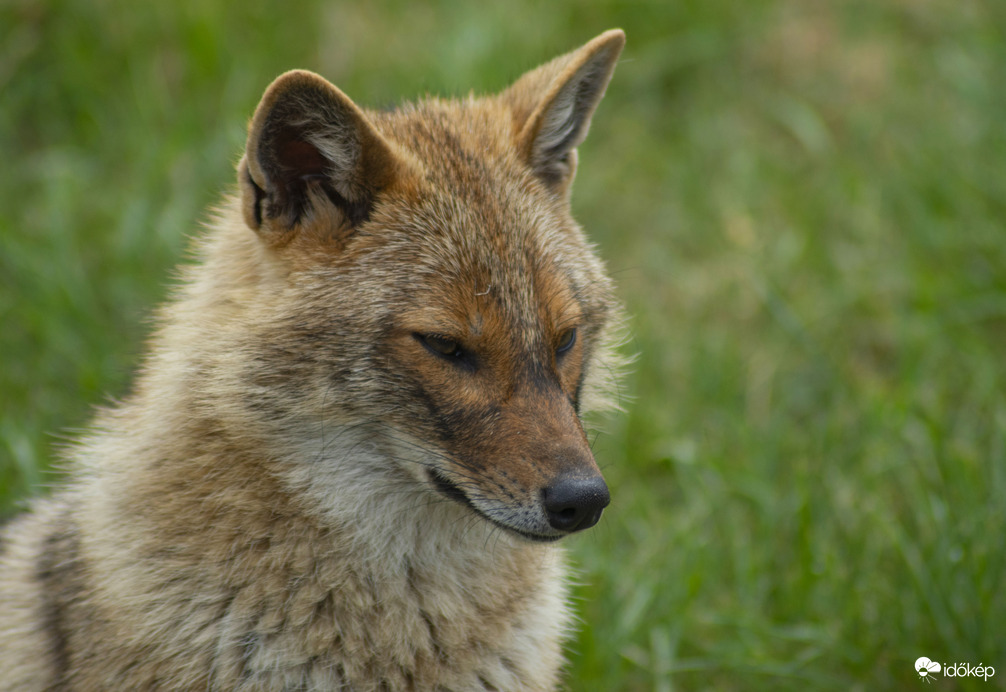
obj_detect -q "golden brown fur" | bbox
[0,30,626,691]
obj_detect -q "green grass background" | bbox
[2,0,1005,689]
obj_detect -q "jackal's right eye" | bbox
[414,333,474,369]
[418,333,460,356]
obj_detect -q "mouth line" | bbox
[428,468,476,509]
[426,468,564,543]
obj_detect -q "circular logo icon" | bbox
[916,657,941,682]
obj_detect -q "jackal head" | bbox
[231,31,626,543]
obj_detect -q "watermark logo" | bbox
[915,657,995,683]
[915,658,941,683]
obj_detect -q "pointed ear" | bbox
[505,30,624,191]
[238,70,400,240]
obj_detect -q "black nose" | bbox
[542,475,610,532]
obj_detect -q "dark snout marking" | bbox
[542,474,610,533]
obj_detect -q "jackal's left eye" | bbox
[556,327,577,355]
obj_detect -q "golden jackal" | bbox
[0,30,626,691]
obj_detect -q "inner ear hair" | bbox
[239,70,397,239]
[510,30,625,191]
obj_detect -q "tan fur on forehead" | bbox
[352,102,610,319]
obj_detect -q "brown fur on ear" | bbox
[503,29,625,193]
[238,70,402,242]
